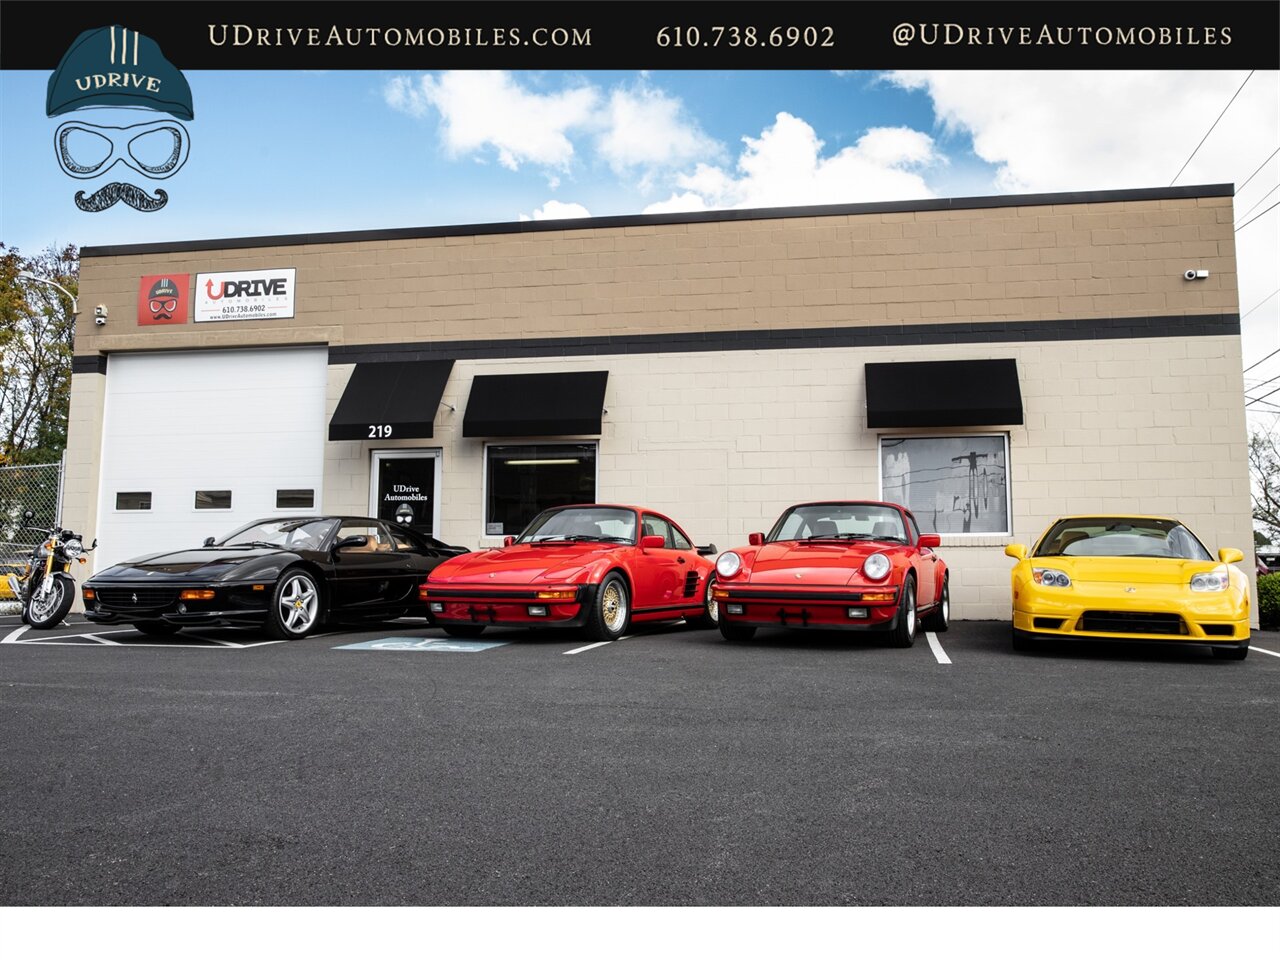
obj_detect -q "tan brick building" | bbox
[64,183,1253,620]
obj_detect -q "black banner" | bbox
[1,1,1276,70]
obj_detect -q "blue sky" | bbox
[2,68,1277,377]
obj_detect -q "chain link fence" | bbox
[0,461,64,613]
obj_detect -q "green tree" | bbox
[0,243,78,465]
[1250,431,1280,545]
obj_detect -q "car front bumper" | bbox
[712,584,901,631]
[422,583,601,629]
[1012,589,1250,643]
[82,580,272,627]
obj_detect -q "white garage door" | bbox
[95,347,327,571]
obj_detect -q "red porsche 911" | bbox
[711,500,949,646]
[421,504,719,641]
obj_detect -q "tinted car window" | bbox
[670,524,693,551]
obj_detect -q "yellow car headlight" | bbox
[1190,569,1229,592]
[1032,567,1071,588]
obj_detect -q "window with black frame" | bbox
[485,443,597,537]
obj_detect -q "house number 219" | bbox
[367,424,393,438]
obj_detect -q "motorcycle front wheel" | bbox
[26,574,75,630]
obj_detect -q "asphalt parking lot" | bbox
[1,615,1277,906]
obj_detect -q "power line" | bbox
[1247,370,1280,396]
[1241,288,1280,323]
[1246,383,1280,407]
[1245,347,1280,374]
[1238,182,1280,222]
[1237,199,1280,233]
[1171,70,1255,186]
[1238,146,1280,195]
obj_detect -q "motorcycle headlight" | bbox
[1190,569,1229,592]
[862,553,891,581]
[716,551,742,578]
[64,539,84,559]
[1032,568,1071,588]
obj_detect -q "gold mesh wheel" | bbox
[601,579,627,633]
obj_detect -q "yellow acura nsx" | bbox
[1006,516,1251,660]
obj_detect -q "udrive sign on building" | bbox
[194,267,296,322]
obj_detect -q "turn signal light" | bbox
[82,588,95,600]
[535,589,577,601]
[179,589,215,601]
[861,591,896,602]
[711,587,730,601]
[418,586,430,600]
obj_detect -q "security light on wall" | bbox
[1183,269,1210,280]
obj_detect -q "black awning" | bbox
[865,358,1023,428]
[328,360,455,441]
[463,371,608,437]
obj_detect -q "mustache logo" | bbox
[151,311,172,321]
[74,182,168,213]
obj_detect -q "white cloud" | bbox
[596,86,719,177]
[885,70,1280,370]
[644,112,940,213]
[519,200,592,222]
[885,70,1277,194]
[384,71,598,170]
[640,192,709,215]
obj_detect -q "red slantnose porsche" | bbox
[421,504,718,642]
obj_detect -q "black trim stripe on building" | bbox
[81,184,1234,258]
[71,355,108,375]
[71,314,1242,375]
[328,314,1241,366]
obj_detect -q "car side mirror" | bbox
[640,535,665,550]
[918,534,941,549]
[1005,544,1027,560]
[335,535,368,550]
[503,536,515,547]
[697,543,717,556]
[748,532,764,546]
[203,536,216,547]
[1219,547,1244,565]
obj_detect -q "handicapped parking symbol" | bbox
[333,637,509,652]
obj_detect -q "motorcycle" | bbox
[6,509,96,629]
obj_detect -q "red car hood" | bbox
[746,540,889,587]
[429,542,615,585]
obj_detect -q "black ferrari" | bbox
[82,516,467,640]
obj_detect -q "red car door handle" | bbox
[678,557,686,564]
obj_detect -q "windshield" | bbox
[518,507,637,544]
[768,504,908,543]
[221,518,338,550]
[1033,518,1212,560]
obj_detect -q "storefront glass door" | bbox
[369,450,442,536]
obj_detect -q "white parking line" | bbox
[1250,644,1280,658]
[81,634,120,645]
[563,638,623,655]
[2,626,30,644]
[925,631,951,665]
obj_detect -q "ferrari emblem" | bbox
[131,593,138,603]
[1124,587,1137,593]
